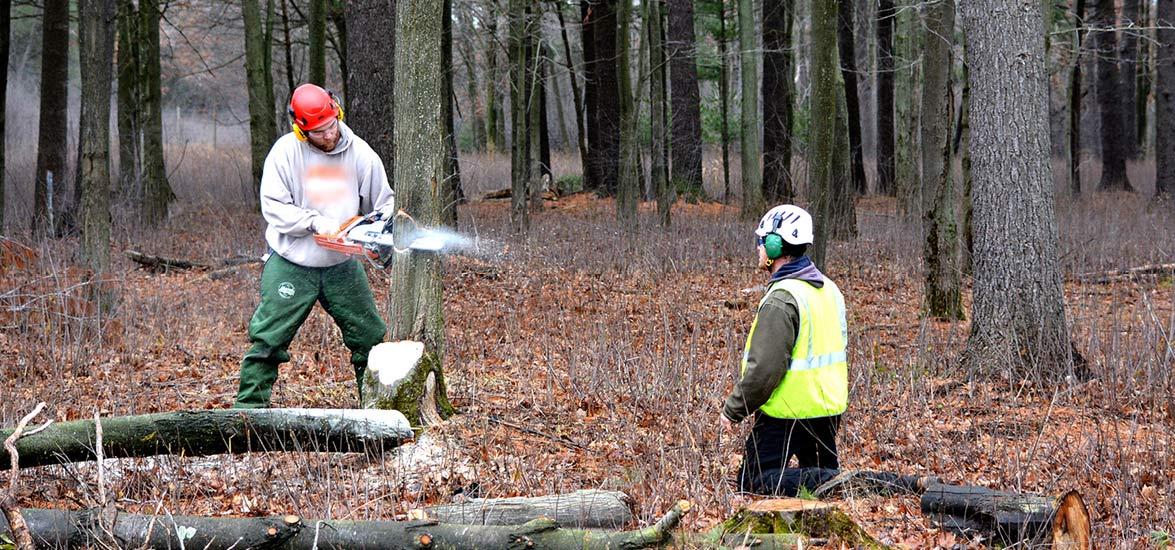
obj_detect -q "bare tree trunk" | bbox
[34,0,70,232]
[837,0,866,195]
[116,0,140,209]
[667,0,704,201]
[894,2,922,218]
[719,0,732,202]
[280,0,295,97]
[649,0,671,226]
[920,0,962,320]
[584,0,621,196]
[244,0,277,203]
[390,0,456,425]
[809,0,838,266]
[77,0,117,272]
[308,0,326,85]
[1158,0,1175,197]
[1069,0,1086,197]
[344,0,395,184]
[556,4,590,185]
[459,10,487,152]
[139,0,172,226]
[509,0,535,231]
[547,43,572,152]
[738,0,763,219]
[0,0,8,232]
[1094,0,1135,191]
[875,0,895,196]
[961,0,1080,382]
[831,71,858,239]
[617,0,640,226]
[485,8,504,154]
[763,0,794,204]
[1121,0,1141,159]
[442,0,461,228]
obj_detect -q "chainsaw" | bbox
[313,210,451,268]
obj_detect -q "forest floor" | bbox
[2,192,1174,548]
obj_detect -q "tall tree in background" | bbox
[894,3,923,217]
[1121,0,1141,158]
[458,6,487,152]
[738,0,763,218]
[961,0,1077,381]
[77,0,117,270]
[617,0,639,226]
[244,0,277,198]
[0,0,8,232]
[808,0,837,266]
[648,0,671,226]
[583,0,621,195]
[1157,0,1175,197]
[308,0,326,85]
[508,0,536,231]
[555,4,589,185]
[875,0,895,196]
[117,0,140,205]
[837,0,866,195]
[667,0,704,201]
[485,4,504,153]
[1069,0,1086,196]
[345,0,396,182]
[389,0,455,425]
[33,0,69,232]
[139,0,172,225]
[762,0,794,203]
[920,0,962,320]
[1093,0,1134,191]
[442,0,462,227]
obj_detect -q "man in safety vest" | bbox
[720,204,849,495]
[233,83,394,408]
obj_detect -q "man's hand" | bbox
[314,216,342,236]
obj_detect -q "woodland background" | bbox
[0,0,1174,547]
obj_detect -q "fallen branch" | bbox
[124,251,264,274]
[2,500,690,549]
[421,490,633,529]
[921,484,1091,547]
[487,414,592,451]
[1076,263,1175,284]
[2,402,49,550]
[0,408,412,470]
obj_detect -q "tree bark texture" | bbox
[716,499,885,549]
[830,70,858,240]
[33,0,70,231]
[443,0,462,228]
[837,0,867,196]
[486,12,504,154]
[0,409,412,470]
[1,503,688,550]
[139,0,172,225]
[1070,0,1086,196]
[921,485,1091,548]
[1158,0,1175,197]
[509,0,535,231]
[875,0,895,196]
[894,3,922,218]
[960,0,1077,382]
[763,0,794,204]
[1093,0,1134,191]
[556,5,590,189]
[308,0,326,85]
[77,0,117,272]
[617,0,640,226]
[583,1,621,196]
[719,0,732,201]
[116,0,140,206]
[920,0,963,320]
[344,0,396,187]
[391,0,457,423]
[423,490,633,529]
[0,0,10,231]
[667,0,704,201]
[244,0,278,202]
[459,7,487,152]
[1121,0,1141,158]
[738,0,764,219]
[648,0,671,227]
[809,0,838,267]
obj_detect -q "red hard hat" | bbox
[288,84,339,132]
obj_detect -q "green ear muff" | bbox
[763,233,784,260]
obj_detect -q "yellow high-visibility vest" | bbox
[741,277,849,419]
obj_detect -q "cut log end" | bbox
[1052,490,1092,550]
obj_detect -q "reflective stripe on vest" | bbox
[741,277,849,419]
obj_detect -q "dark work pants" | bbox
[737,413,841,495]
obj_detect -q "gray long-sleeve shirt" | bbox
[260,121,394,267]
[722,289,802,423]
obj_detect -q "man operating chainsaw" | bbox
[233,83,394,409]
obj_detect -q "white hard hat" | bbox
[755,204,814,245]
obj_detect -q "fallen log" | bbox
[124,250,207,271]
[1076,262,1175,284]
[1,501,690,549]
[713,498,887,549]
[421,490,633,529]
[0,408,413,470]
[921,484,1091,547]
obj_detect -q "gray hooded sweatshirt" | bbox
[259,121,394,267]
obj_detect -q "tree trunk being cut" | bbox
[921,484,1091,547]
[421,490,633,529]
[0,409,413,470]
[1,501,690,549]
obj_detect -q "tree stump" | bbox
[715,498,887,549]
[921,484,1091,548]
[362,340,455,428]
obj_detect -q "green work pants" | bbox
[233,253,386,408]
